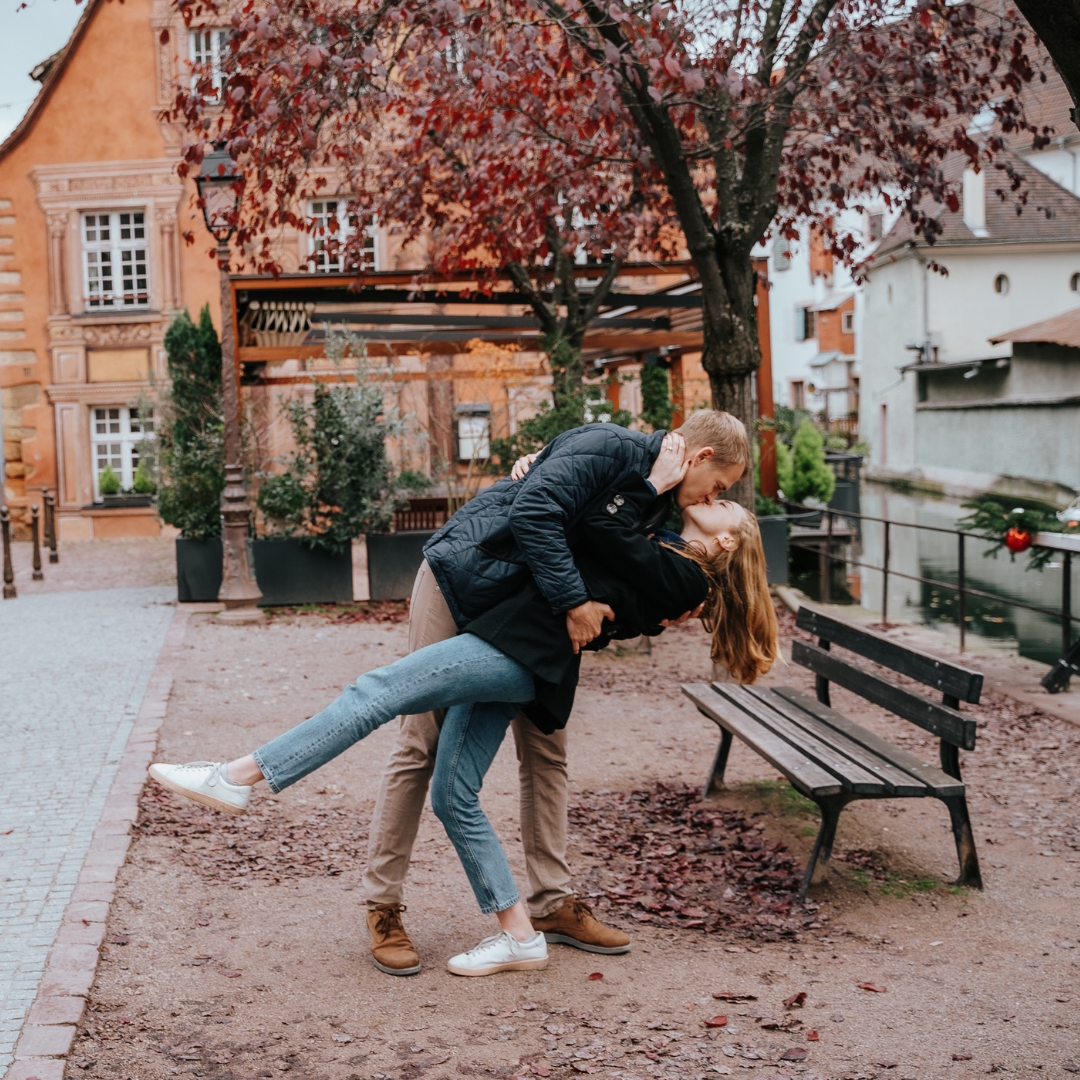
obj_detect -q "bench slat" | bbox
[713,684,888,796]
[681,683,842,799]
[742,686,929,797]
[796,607,983,703]
[770,686,966,798]
[792,640,978,750]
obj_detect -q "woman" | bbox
[149,436,778,975]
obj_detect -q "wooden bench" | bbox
[682,606,984,899]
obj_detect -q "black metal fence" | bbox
[786,504,1077,656]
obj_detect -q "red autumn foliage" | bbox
[171,0,1049,447]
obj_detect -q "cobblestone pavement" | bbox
[0,586,175,1075]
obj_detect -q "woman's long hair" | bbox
[668,515,779,684]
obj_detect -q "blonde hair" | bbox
[677,410,751,476]
[667,515,779,684]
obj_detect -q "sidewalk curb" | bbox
[7,605,192,1080]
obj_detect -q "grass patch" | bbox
[746,779,821,818]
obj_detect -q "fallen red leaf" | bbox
[587,972,604,981]
[219,969,242,978]
[119,1017,132,1024]
[857,983,886,993]
[806,1030,819,1041]
[712,992,758,1002]
[783,991,807,1009]
[704,1016,728,1028]
[780,1047,809,1061]
[952,1054,973,1061]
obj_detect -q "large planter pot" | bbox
[175,536,223,602]
[367,530,436,601]
[758,516,789,586]
[251,538,354,606]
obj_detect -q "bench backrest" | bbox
[793,606,982,753]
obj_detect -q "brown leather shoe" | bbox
[367,903,421,975]
[531,897,631,955]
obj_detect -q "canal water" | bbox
[825,483,1078,666]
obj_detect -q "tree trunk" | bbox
[699,252,761,510]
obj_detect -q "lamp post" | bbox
[195,144,263,622]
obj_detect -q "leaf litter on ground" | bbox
[135,788,368,885]
[568,783,807,939]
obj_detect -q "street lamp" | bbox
[195,143,263,622]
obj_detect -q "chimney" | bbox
[962,167,988,237]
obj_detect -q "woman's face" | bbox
[680,499,748,555]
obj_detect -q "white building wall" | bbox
[859,254,924,472]
[926,247,1080,363]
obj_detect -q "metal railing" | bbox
[785,504,1077,655]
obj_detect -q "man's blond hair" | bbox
[676,409,751,471]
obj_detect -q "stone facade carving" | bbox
[82,322,156,347]
[46,212,69,316]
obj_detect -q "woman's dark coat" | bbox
[465,474,709,734]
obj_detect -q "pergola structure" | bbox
[230,262,703,365]
[227,259,775,491]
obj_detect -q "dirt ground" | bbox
[68,605,1080,1080]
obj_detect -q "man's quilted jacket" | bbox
[423,423,667,627]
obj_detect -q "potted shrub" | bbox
[157,307,226,602]
[256,333,405,604]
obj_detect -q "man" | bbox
[363,410,751,975]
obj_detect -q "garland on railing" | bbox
[957,499,1073,571]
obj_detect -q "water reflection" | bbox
[855,484,1078,665]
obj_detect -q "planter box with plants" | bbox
[250,538,354,605]
[256,331,426,606]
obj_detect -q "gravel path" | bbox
[64,607,1080,1080]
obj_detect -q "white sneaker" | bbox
[148,762,251,816]
[446,931,549,977]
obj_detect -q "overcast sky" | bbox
[0,0,83,143]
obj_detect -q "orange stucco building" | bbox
[0,0,718,543]
[0,0,224,538]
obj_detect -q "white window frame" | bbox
[842,310,854,334]
[308,200,378,273]
[455,405,491,462]
[81,211,150,309]
[90,406,155,499]
[189,28,231,99]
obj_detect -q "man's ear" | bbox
[717,531,738,552]
[689,446,714,467]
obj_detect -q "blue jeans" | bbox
[253,633,534,914]
[431,701,522,913]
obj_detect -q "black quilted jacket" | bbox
[424,424,668,627]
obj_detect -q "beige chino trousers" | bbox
[360,559,573,917]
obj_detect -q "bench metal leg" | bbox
[800,794,853,901]
[703,728,733,799]
[942,795,983,890]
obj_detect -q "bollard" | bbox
[31,503,43,581]
[1,506,15,599]
[44,490,58,563]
